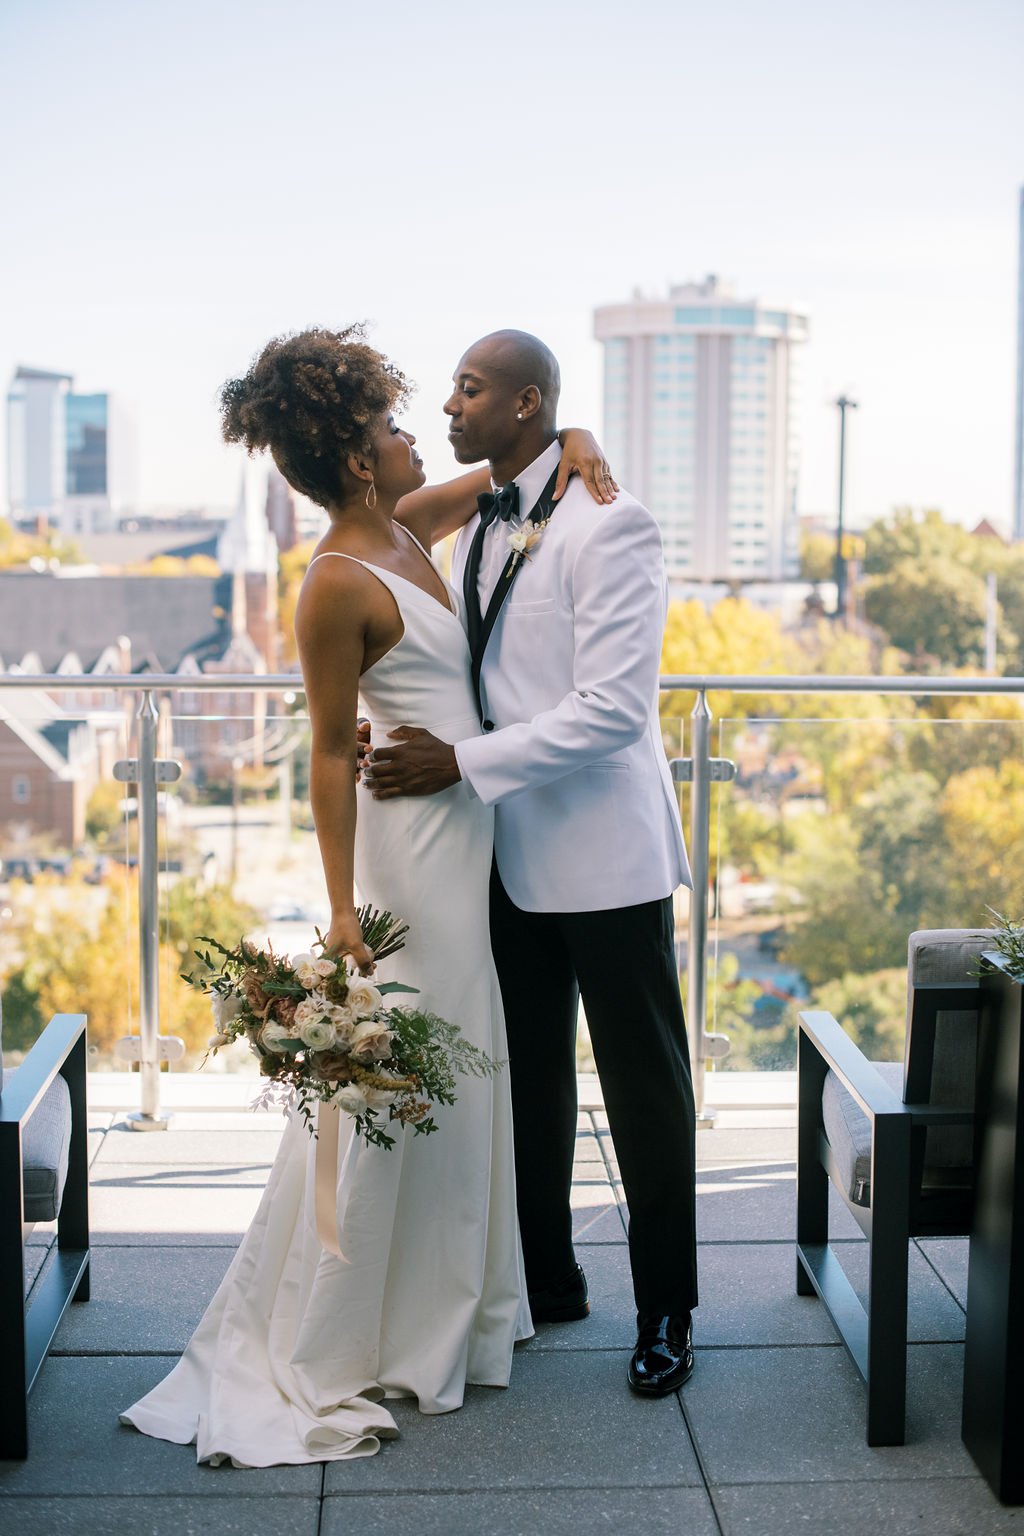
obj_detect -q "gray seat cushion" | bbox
[6,1065,73,1224]
[823,928,993,1207]
[823,1061,904,1206]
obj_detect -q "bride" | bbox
[119,326,613,1466]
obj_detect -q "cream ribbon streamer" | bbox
[315,1098,344,1260]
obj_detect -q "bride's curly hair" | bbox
[220,326,413,509]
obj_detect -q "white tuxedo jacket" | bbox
[452,442,691,914]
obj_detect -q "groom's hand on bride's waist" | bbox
[364,727,461,798]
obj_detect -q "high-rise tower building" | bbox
[594,277,808,581]
[6,366,73,522]
[1014,186,1024,542]
[5,367,135,532]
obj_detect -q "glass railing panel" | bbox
[0,687,135,1071]
[158,696,321,1074]
[707,707,1024,1074]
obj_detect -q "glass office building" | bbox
[65,393,109,498]
[5,367,73,520]
[594,278,808,581]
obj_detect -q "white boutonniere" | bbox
[506,516,550,578]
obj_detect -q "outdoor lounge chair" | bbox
[0,995,90,1458]
[796,928,989,1445]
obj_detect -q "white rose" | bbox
[326,1005,356,1046]
[211,991,243,1028]
[335,1083,369,1115]
[313,957,337,979]
[261,1018,298,1051]
[294,995,324,1028]
[345,978,383,1018]
[291,953,320,989]
[349,1019,394,1062]
[363,1085,398,1108]
[299,1018,337,1050]
[508,529,529,554]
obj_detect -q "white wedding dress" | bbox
[120,545,532,1466]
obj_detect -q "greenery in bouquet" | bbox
[181,904,499,1148]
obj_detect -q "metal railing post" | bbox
[687,690,715,1125]
[113,690,183,1128]
[136,691,162,1124]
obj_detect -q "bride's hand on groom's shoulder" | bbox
[321,912,376,976]
[554,429,619,506]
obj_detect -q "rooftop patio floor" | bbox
[3,1074,1017,1535]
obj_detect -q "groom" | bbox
[365,330,698,1394]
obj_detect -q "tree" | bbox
[862,558,1013,670]
[0,517,81,569]
[660,597,790,727]
[1,871,258,1060]
[812,968,907,1062]
[799,530,836,583]
[940,760,1024,925]
[279,540,317,665]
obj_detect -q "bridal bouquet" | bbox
[182,905,499,1149]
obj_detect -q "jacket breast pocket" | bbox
[504,598,557,616]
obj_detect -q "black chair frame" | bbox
[0,1014,90,1459]
[797,982,981,1446]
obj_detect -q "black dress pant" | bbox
[489,864,698,1318]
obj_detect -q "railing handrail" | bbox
[1,671,1022,696]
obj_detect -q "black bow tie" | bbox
[476,482,520,527]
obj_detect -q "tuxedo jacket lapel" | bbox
[462,518,488,656]
[470,466,560,714]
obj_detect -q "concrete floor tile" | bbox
[0,1357,320,1494]
[519,1247,635,1352]
[23,1243,50,1297]
[322,1349,700,1493]
[717,1478,1018,1534]
[836,1243,965,1341]
[149,1112,289,1131]
[683,1343,976,1485]
[322,1487,718,1535]
[0,1496,322,1536]
[53,1246,235,1353]
[695,1128,797,1165]
[697,1244,849,1347]
[695,1163,862,1241]
[94,1129,285,1165]
[918,1239,970,1309]
[698,1242,964,1347]
[573,1203,627,1243]
[89,1163,269,1242]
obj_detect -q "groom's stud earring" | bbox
[517,412,523,420]
[365,479,377,510]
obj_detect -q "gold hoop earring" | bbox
[364,480,377,510]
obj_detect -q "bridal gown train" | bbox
[120,547,532,1466]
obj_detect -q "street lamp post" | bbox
[834,394,858,622]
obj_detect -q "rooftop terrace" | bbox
[3,1073,1011,1536]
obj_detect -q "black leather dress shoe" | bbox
[528,1263,589,1323]
[627,1313,694,1394]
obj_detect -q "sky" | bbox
[1,0,1022,531]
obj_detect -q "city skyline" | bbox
[1,0,1021,533]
